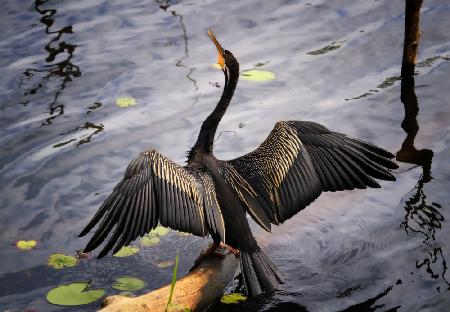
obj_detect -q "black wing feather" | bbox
[80,149,225,257]
[226,121,398,225]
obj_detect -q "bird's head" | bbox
[208,30,239,82]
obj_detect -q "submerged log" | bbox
[100,250,239,312]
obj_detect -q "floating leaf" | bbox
[116,97,137,108]
[176,231,191,237]
[16,240,37,250]
[157,259,175,268]
[240,70,275,82]
[221,293,247,304]
[46,282,105,306]
[112,277,145,291]
[113,246,140,257]
[150,226,170,237]
[140,235,160,247]
[47,253,78,269]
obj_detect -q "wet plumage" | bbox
[79,31,398,296]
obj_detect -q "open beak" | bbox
[208,30,225,70]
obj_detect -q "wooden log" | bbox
[99,250,239,312]
[401,0,423,77]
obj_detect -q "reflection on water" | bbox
[397,69,449,293]
[340,283,399,312]
[306,40,347,56]
[395,1,448,292]
[156,0,199,106]
[53,122,105,148]
[1,0,450,311]
[86,102,103,114]
[20,0,81,125]
[19,0,106,148]
[345,56,449,101]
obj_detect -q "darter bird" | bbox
[79,31,398,296]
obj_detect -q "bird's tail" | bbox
[239,246,283,296]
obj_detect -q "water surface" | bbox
[1,0,449,311]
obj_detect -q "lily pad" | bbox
[116,97,137,108]
[240,69,275,82]
[112,277,145,291]
[140,235,160,247]
[113,246,140,257]
[48,253,78,269]
[221,293,247,304]
[176,231,191,237]
[16,240,37,250]
[150,226,170,237]
[46,282,105,306]
[157,259,175,268]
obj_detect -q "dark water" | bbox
[1,0,449,311]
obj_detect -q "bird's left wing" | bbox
[79,149,225,258]
[222,121,398,227]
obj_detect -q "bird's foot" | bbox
[219,242,240,257]
[189,242,240,272]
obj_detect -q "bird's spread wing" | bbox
[79,149,225,258]
[224,121,398,226]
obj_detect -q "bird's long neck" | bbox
[193,61,239,155]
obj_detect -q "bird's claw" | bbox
[219,242,240,257]
[189,242,240,272]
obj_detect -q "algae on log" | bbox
[100,251,239,312]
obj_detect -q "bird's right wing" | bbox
[224,121,398,226]
[79,149,225,258]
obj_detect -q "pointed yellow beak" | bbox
[208,30,225,70]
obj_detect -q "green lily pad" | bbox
[240,69,275,82]
[46,282,105,306]
[150,226,170,237]
[112,277,145,291]
[113,246,140,257]
[116,97,137,108]
[221,293,247,304]
[140,235,160,247]
[16,240,37,250]
[157,259,175,268]
[48,253,78,269]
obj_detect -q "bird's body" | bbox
[80,31,398,296]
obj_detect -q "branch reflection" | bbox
[156,0,199,105]
[397,0,448,292]
[20,0,81,126]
